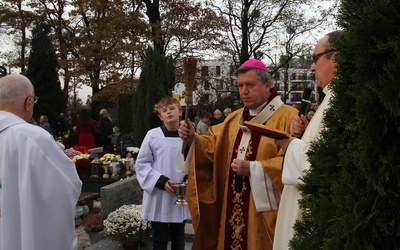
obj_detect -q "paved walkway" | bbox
[86,223,194,249]
[86,238,193,249]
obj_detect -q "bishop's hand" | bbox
[179,118,195,145]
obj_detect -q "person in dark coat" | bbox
[97,108,113,152]
[210,109,224,126]
[58,113,69,137]
[39,115,52,134]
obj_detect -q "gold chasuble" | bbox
[186,98,297,250]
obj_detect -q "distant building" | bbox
[173,58,238,107]
[273,68,319,104]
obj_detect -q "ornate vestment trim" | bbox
[238,96,283,212]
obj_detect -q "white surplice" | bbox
[136,127,190,223]
[0,111,82,250]
[273,87,332,250]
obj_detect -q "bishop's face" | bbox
[237,69,271,110]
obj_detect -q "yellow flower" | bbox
[100,154,122,163]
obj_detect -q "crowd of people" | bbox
[26,107,116,153]
[290,101,319,122]
[0,30,343,250]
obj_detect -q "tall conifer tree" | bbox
[132,47,175,146]
[26,17,64,134]
[291,1,400,249]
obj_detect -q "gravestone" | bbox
[100,176,142,219]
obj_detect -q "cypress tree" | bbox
[291,1,400,249]
[132,47,175,146]
[118,92,134,134]
[26,17,64,134]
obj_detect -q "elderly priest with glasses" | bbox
[273,30,344,250]
[0,74,82,250]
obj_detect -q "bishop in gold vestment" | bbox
[179,59,298,250]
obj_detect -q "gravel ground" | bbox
[77,226,91,250]
[77,200,101,250]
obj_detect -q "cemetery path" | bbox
[77,225,91,250]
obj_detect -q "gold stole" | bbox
[224,97,283,249]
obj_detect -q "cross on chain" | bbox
[269,104,275,111]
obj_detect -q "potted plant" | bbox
[83,208,105,244]
[104,204,152,249]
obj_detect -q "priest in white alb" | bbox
[0,75,82,250]
[274,30,344,250]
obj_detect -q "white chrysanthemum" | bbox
[104,204,152,242]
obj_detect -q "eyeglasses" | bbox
[25,96,39,104]
[312,49,336,64]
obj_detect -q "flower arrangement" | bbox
[64,148,90,162]
[64,148,80,158]
[100,153,122,164]
[126,147,140,154]
[73,145,90,154]
[104,204,152,245]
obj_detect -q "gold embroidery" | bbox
[229,137,254,249]
[245,141,253,158]
[229,179,247,249]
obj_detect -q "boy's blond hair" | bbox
[157,96,182,112]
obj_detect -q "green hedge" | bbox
[118,92,134,134]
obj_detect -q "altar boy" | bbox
[136,96,190,250]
